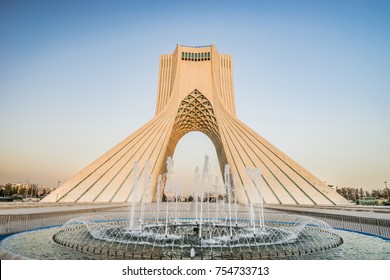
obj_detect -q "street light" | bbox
[385,181,389,200]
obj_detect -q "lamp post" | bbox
[385,181,389,200]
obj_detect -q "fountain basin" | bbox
[50,209,342,260]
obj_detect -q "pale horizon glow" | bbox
[0,1,389,192]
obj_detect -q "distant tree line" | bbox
[161,192,227,203]
[0,183,53,199]
[335,186,390,202]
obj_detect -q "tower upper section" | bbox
[155,45,236,116]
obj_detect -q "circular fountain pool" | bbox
[0,206,346,260]
[51,211,341,260]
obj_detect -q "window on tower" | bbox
[180,51,211,61]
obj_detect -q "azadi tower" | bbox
[42,45,348,205]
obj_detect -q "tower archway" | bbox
[166,89,228,178]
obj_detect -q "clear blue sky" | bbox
[1,0,389,192]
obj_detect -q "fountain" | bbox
[48,156,343,260]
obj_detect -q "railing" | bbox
[1,205,390,240]
[265,208,390,239]
[0,206,126,236]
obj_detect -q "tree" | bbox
[371,189,381,198]
[346,188,355,201]
[359,188,364,198]
[384,187,390,200]
[17,186,26,195]
[4,183,13,197]
[340,187,347,199]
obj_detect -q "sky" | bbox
[0,0,389,193]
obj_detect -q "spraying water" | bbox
[199,155,210,239]
[232,175,238,226]
[165,157,174,237]
[129,161,140,231]
[53,157,343,260]
[194,167,200,223]
[174,180,179,223]
[224,164,233,239]
[213,176,220,224]
[140,160,152,227]
[245,167,265,231]
[156,175,162,224]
